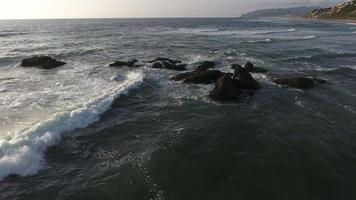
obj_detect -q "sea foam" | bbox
[0,72,144,181]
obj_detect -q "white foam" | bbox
[247,38,273,43]
[168,28,296,36]
[279,35,317,41]
[347,23,356,26]
[252,28,296,35]
[0,72,143,181]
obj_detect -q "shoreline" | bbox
[295,17,356,24]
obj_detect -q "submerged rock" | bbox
[151,62,164,69]
[183,70,225,84]
[233,65,260,89]
[109,59,138,67]
[196,61,215,71]
[209,74,240,101]
[151,57,182,64]
[244,62,267,73]
[273,77,315,89]
[149,58,187,71]
[170,71,197,81]
[21,56,66,69]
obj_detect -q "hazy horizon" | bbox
[0,0,349,20]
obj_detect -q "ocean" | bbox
[0,18,356,200]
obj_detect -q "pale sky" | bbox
[0,0,348,19]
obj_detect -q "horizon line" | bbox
[0,16,244,21]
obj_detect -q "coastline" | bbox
[296,17,356,24]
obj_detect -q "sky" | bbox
[0,0,349,19]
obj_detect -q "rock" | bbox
[170,71,197,81]
[184,70,225,84]
[109,59,138,67]
[150,58,187,71]
[313,78,327,84]
[209,74,240,101]
[273,77,315,89]
[21,56,66,69]
[244,62,267,73]
[196,61,215,71]
[233,65,260,89]
[149,57,181,64]
[163,62,187,71]
[151,62,164,69]
[231,64,242,69]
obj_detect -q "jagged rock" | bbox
[109,59,138,67]
[209,74,240,101]
[148,57,182,64]
[21,56,66,69]
[163,62,187,71]
[233,65,260,89]
[273,77,315,89]
[183,70,225,84]
[244,62,267,73]
[151,62,164,69]
[150,58,187,71]
[196,61,215,71]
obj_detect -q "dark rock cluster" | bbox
[109,59,138,67]
[147,57,187,71]
[20,56,326,102]
[21,56,66,69]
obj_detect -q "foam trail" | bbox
[252,28,296,35]
[0,72,144,181]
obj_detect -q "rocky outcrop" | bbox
[306,1,356,20]
[273,77,322,89]
[109,59,138,67]
[149,58,187,71]
[209,74,240,101]
[21,56,66,69]
[196,61,215,71]
[183,70,225,84]
[233,65,260,89]
[244,62,267,73]
[170,72,197,81]
[171,70,225,84]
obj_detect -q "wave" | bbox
[171,28,296,36]
[246,38,273,43]
[281,35,316,41]
[297,52,356,61]
[315,66,356,74]
[0,72,144,181]
[0,32,26,37]
[251,28,296,35]
[347,23,356,26]
[250,35,316,43]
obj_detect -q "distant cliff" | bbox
[307,0,356,20]
[241,7,320,18]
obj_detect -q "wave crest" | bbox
[0,72,144,181]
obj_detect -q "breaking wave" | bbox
[0,72,144,181]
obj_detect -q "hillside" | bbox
[240,7,320,18]
[307,0,356,20]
